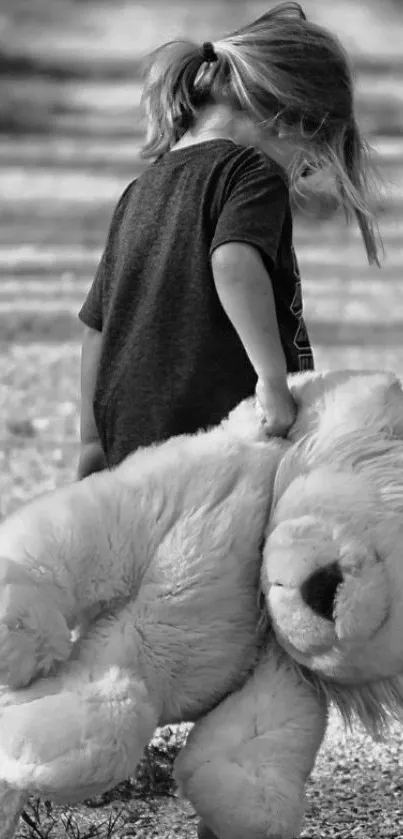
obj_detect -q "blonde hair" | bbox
[141,1,382,265]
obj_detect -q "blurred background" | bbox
[0,0,402,509]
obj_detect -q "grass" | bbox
[20,801,123,839]
[14,729,195,839]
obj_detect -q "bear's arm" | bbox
[175,643,327,839]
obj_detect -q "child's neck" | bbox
[171,104,297,175]
[171,104,239,151]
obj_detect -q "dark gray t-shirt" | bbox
[79,139,314,467]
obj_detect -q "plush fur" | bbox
[0,369,402,838]
[0,409,327,839]
[261,369,403,736]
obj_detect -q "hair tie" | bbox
[202,41,218,64]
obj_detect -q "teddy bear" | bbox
[0,369,402,839]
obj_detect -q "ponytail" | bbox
[141,41,218,159]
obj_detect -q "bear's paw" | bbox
[0,558,72,688]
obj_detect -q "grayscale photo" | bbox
[0,1,402,837]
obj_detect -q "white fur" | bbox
[1,369,403,837]
[0,785,26,839]
[0,415,314,839]
[262,369,403,718]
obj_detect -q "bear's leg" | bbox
[0,611,160,805]
[0,784,27,839]
[175,644,327,839]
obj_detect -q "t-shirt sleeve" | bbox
[210,149,289,269]
[78,256,105,332]
[78,182,135,332]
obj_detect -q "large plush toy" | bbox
[0,369,402,839]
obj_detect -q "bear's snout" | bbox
[300,562,343,622]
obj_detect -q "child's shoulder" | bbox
[223,142,289,189]
[108,177,139,225]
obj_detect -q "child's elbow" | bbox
[211,243,267,286]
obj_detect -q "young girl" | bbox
[77,1,380,481]
[77,4,381,835]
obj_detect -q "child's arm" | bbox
[211,242,296,437]
[77,326,108,479]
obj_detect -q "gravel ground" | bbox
[11,712,403,838]
[301,713,403,839]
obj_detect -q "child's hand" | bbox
[255,376,297,438]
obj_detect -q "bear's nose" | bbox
[300,561,343,622]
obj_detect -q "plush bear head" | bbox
[261,369,403,694]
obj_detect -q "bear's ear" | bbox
[269,436,315,513]
[288,369,403,444]
[270,370,403,512]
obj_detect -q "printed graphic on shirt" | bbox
[290,248,314,371]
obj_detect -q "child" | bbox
[77,1,380,481]
[77,4,381,834]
